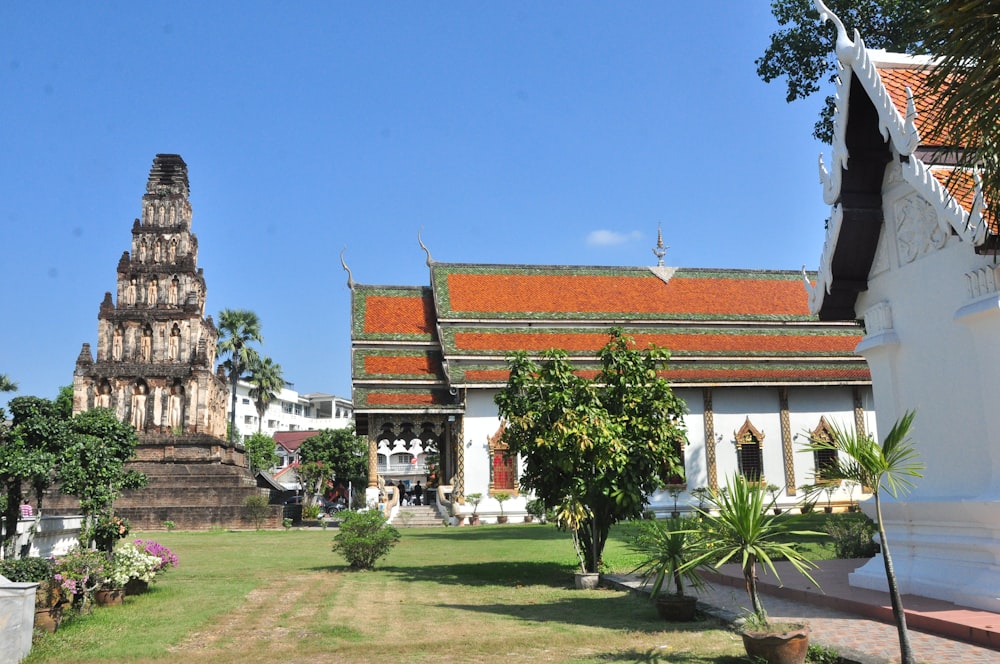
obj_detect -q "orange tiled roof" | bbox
[364,294,435,335]
[450,330,859,355]
[877,66,955,148]
[364,354,440,377]
[436,267,811,319]
[352,286,436,341]
[459,365,870,385]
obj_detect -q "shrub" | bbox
[244,495,271,530]
[332,509,401,570]
[807,643,841,663]
[0,556,54,582]
[302,503,322,520]
[825,513,879,559]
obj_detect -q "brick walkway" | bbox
[604,558,1000,664]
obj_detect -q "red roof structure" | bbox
[350,263,869,427]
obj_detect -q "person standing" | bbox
[413,482,424,506]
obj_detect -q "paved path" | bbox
[605,558,1000,664]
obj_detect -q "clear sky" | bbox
[1,2,833,407]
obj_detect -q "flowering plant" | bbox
[93,513,130,552]
[53,548,106,601]
[134,539,178,572]
[103,543,161,589]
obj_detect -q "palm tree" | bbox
[924,2,1000,236]
[0,374,17,393]
[216,309,262,444]
[247,355,284,433]
[803,411,924,664]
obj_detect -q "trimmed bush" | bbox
[332,509,400,570]
[0,556,54,582]
[825,513,879,559]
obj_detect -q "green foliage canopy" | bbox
[245,432,280,474]
[298,427,368,488]
[59,408,146,546]
[0,397,70,556]
[494,329,687,573]
[756,0,939,142]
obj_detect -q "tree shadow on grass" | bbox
[589,649,749,664]
[587,650,746,663]
[378,560,575,588]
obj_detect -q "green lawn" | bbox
[25,513,862,663]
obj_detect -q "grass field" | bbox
[25,514,856,663]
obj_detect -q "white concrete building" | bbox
[806,1,1000,611]
[226,379,353,441]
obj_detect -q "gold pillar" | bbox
[853,387,866,436]
[367,433,378,488]
[702,388,718,491]
[779,387,796,496]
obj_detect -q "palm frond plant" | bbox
[802,411,924,664]
[628,516,708,621]
[687,473,824,659]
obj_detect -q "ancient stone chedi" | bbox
[71,154,268,529]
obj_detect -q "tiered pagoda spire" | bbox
[74,154,229,443]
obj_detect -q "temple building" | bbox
[70,154,273,529]
[805,1,1000,611]
[348,240,875,522]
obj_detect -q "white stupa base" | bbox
[849,498,1000,612]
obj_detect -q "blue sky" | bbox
[1,2,832,406]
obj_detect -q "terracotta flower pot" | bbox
[94,588,124,607]
[654,595,698,622]
[741,624,810,664]
[497,515,508,524]
[34,605,64,633]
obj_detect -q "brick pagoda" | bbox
[70,154,274,529]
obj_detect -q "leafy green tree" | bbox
[245,432,279,474]
[923,1,1000,239]
[0,397,69,557]
[59,408,146,549]
[803,411,923,664]
[216,308,263,443]
[0,374,17,393]
[54,385,74,419]
[757,0,939,142]
[495,329,688,573]
[247,355,284,433]
[298,428,368,497]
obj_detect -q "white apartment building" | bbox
[227,380,353,442]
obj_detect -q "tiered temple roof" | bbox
[351,262,869,420]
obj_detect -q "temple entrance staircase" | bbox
[392,504,443,528]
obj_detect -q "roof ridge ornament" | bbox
[339,247,355,290]
[652,223,668,267]
[418,227,434,266]
[812,0,857,65]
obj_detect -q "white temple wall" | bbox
[846,177,1000,610]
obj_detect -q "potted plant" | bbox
[667,486,683,518]
[494,492,512,524]
[797,485,816,513]
[765,484,782,514]
[823,483,838,513]
[844,480,859,511]
[689,474,824,664]
[556,496,599,589]
[628,516,707,621]
[466,493,483,525]
[525,498,546,524]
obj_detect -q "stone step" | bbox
[393,506,445,527]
